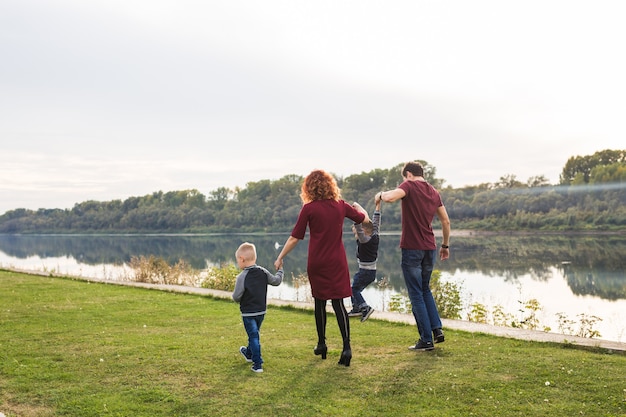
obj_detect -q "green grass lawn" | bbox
[1,270,624,417]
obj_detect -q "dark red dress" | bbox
[291,199,366,300]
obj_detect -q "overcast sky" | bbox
[1,1,624,215]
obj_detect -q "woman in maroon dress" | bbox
[275,170,367,366]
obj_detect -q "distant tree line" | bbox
[1,149,624,234]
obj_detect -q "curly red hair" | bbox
[300,170,341,203]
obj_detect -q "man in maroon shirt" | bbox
[377,161,451,351]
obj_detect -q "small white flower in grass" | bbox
[545,381,550,386]
[100,358,104,362]
[143,324,147,327]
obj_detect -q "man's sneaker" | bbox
[239,346,252,362]
[360,306,374,322]
[348,308,362,317]
[408,340,435,351]
[251,363,263,373]
[433,328,445,344]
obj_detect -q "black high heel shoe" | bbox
[338,349,352,366]
[314,344,327,359]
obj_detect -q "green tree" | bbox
[209,187,232,211]
[560,149,626,185]
[589,162,626,184]
[527,175,550,187]
[495,174,524,189]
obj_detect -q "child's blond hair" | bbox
[236,242,257,262]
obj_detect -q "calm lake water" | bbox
[1,233,625,343]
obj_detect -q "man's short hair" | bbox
[402,161,424,178]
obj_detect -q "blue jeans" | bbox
[401,249,442,343]
[351,269,377,310]
[242,314,265,365]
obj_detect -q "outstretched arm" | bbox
[375,187,405,204]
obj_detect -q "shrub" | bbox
[467,302,489,323]
[129,255,199,286]
[201,262,239,292]
[431,271,463,319]
[387,270,463,319]
[492,304,514,327]
[388,293,410,314]
[511,298,550,331]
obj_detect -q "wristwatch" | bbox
[441,244,449,249]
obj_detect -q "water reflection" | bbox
[2,233,622,300]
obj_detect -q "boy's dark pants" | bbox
[242,314,265,365]
[351,268,376,310]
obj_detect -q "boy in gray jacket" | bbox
[232,242,283,373]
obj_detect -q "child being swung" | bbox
[232,242,283,373]
[348,199,381,322]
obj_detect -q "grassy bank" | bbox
[1,270,624,417]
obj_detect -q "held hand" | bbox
[439,248,449,261]
[274,259,283,270]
